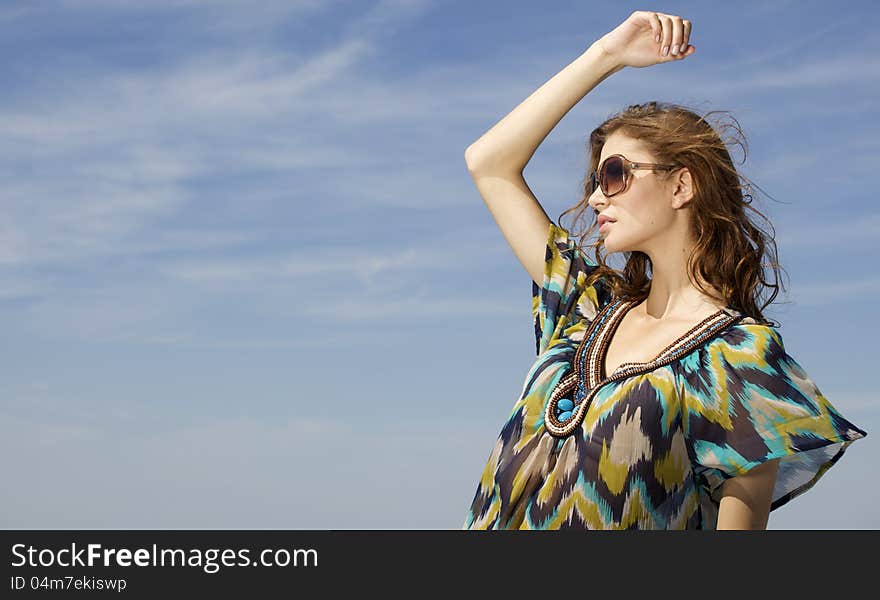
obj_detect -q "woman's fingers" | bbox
[669,16,684,55]
[655,13,692,59]
[649,12,663,44]
[659,15,673,56]
[680,19,692,55]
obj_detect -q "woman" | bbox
[461,10,867,530]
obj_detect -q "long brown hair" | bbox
[558,101,787,328]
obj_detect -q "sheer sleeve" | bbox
[679,323,868,524]
[531,220,612,356]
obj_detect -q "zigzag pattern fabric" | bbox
[462,221,867,529]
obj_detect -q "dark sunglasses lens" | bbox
[601,156,625,195]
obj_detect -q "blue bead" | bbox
[558,410,572,421]
[558,399,574,411]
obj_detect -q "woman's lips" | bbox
[599,221,613,233]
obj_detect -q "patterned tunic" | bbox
[462,221,868,530]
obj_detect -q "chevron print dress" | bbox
[462,221,868,530]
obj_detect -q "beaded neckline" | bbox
[598,299,730,380]
[543,297,745,438]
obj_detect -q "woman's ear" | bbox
[670,167,694,209]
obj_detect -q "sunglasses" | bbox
[589,154,679,197]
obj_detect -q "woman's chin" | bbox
[601,240,628,254]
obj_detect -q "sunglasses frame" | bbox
[589,153,680,198]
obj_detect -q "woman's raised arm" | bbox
[464,10,694,286]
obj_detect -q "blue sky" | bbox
[0,0,877,529]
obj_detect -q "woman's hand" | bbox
[597,10,695,68]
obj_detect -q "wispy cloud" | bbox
[776,213,880,253]
[0,0,436,273]
[0,0,876,529]
[0,411,486,528]
[786,276,880,307]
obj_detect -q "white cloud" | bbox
[776,213,880,253]
[786,276,880,307]
[0,412,488,528]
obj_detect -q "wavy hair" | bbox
[558,101,788,328]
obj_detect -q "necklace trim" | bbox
[543,297,744,438]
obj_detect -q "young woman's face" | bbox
[587,131,678,255]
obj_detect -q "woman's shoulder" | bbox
[660,309,781,371]
[701,313,784,363]
[722,314,780,338]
